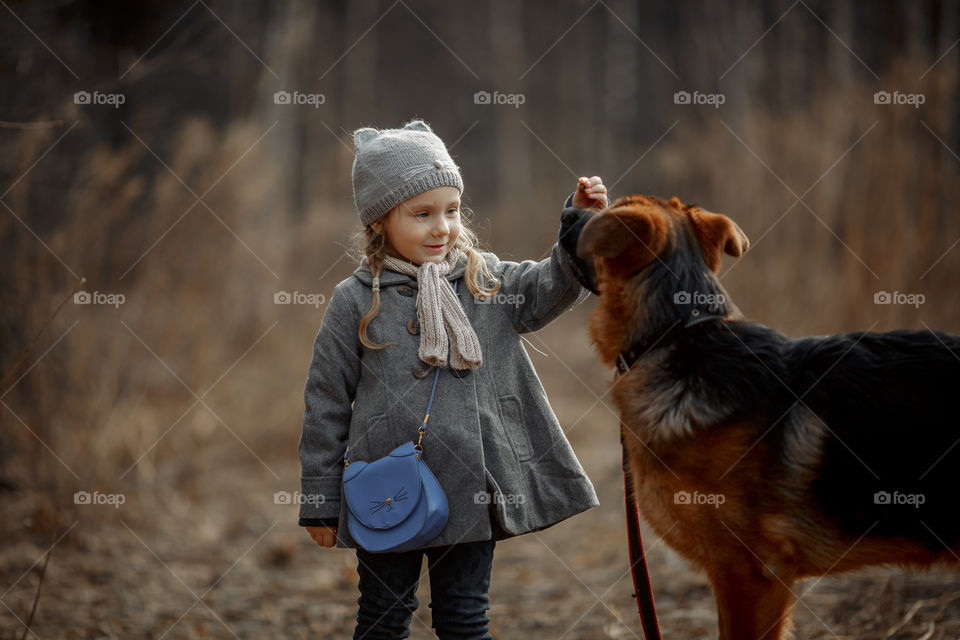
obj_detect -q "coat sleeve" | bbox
[492,195,592,334]
[297,281,362,525]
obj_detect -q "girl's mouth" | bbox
[424,244,446,253]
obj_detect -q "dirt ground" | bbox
[4,422,960,639]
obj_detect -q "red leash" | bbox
[622,426,662,639]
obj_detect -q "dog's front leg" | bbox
[708,564,796,640]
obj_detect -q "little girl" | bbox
[298,118,609,639]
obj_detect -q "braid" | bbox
[358,227,390,349]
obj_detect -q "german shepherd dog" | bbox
[560,195,960,640]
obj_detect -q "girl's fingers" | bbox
[577,176,606,205]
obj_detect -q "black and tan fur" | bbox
[571,194,960,640]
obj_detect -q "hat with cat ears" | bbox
[351,118,463,226]
[353,118,433,148]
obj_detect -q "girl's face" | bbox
[372,186,462,266]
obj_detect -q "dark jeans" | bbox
[353,538,496,639]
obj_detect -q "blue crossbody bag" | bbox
[341,280,456,553]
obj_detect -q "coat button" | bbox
[450,368,471,378]
[412,364,429,379]
[406,319,419,335]
[397,285,415,297]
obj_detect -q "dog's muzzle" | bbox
[560,206,600,295]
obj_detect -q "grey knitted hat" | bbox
[351,119,464,226]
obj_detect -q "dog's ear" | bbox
[577,210,667,269]
[685,208,749,272]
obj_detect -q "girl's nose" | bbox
[433,217,449,236]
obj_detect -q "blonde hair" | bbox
[348,204,501,349]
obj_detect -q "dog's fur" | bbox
[574,194,960,640]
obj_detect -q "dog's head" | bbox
[574,194,749,364]
[577,194,748,283]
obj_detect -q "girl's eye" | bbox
[447,208,459,215]
[414,212,429,218]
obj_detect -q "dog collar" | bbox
[615,310,725,376]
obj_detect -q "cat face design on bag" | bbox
[344,441,449,553]
[370,487,409,514]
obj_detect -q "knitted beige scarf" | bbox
[367,248,482,370]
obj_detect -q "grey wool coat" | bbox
[297,201,600,550]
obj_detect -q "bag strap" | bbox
[344,278,460,467]
[415,363,441,451]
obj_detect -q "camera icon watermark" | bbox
[473,292,525,305]
[673,490,725,508]
[74,290,125,308]
[274,291,326,308]
[473,90,525,109]
[673,90,725,109]
[273,90,326,108]
[74,90,126,108]
[74,490,126,508]
[274,490,325,506]
[873,290,924,308]
[673,290,725,309]
[473,490,525,506]
[873,490,925,508]
[873,90,924,108]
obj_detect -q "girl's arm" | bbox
[493,239,589,334]
[297,281,362,528]
[491,177,608,334]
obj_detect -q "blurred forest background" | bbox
[2,0,960,638]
